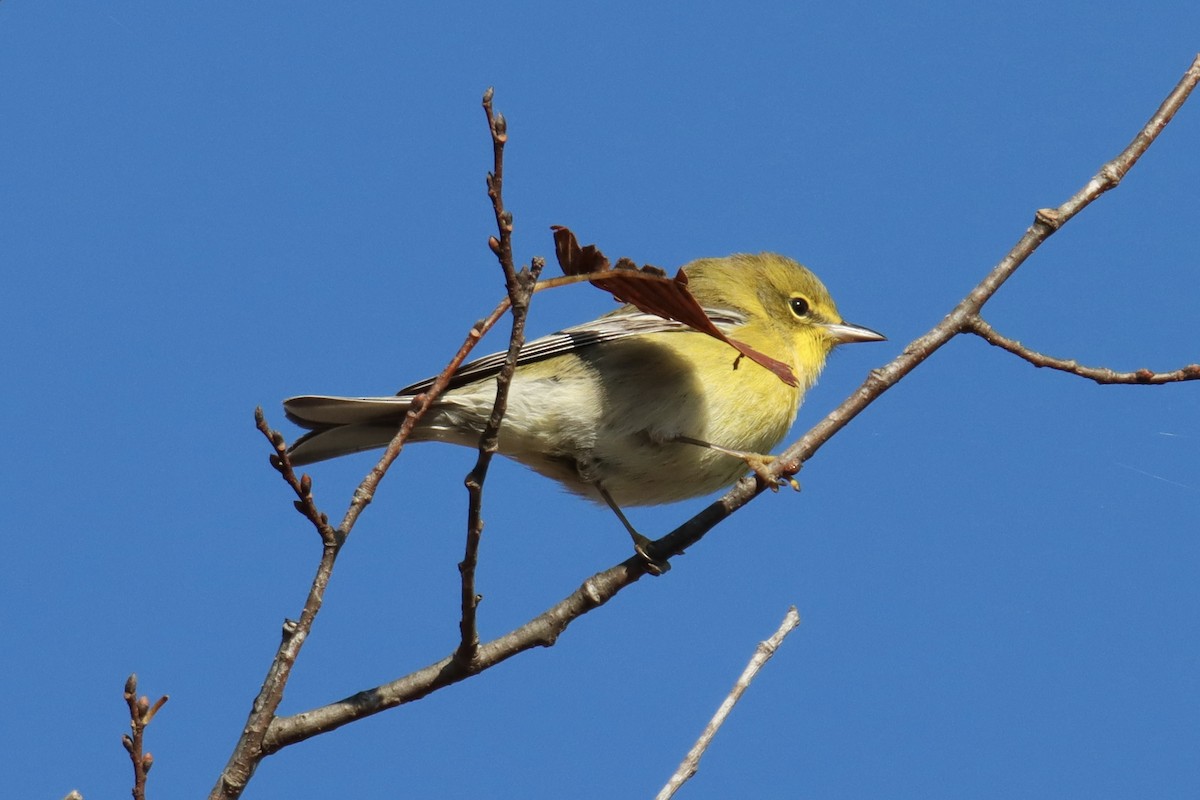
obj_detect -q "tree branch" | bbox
[965,316,1200,383]
[122,674,167,800]
[656,607,803,800]
[263,559,646,751]
[459,90,546,663]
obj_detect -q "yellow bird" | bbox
[285,253,883,557]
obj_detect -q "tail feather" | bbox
[283,395,416,465]
[288,423,405,465]
[283,395,414,428]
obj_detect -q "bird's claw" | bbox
[632,533,671,575]
[742,454,801,493]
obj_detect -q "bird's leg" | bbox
[596,483,671,575]
[672,435,802,493]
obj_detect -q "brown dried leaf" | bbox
[550,226,797,386]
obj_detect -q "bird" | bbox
[284,253,884,561]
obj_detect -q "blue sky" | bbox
[3,3,1198,798]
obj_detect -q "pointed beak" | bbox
[823,320,887,344]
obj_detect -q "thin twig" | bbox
[965,316,1200,384]
[337,297,512,536]
[459,90,545,663]
[656,608,803,800]
[256,409,337,544]
[458,260,544,660]
[122,674,167,800]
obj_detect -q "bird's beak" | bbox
[823,320,887,344]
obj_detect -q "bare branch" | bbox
[263,559,648,750]
[122,674,167,800]
[255,408,337,544]
[209,509,341,798]
[459,258,545,659]
[336,297,513,535]
[966,317,1200,384]
[459,90,546,663]
[1053,53,1200,222]
[657,607,803,800]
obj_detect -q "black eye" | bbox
[789,296,811,317]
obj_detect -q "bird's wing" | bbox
[396,308,747,395]
[283,308,747,437]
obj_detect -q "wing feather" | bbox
[397,308,747,395]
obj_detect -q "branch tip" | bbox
[969,317,1200,384]
[144,695,169,724]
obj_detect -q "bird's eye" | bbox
[789,296,811,317]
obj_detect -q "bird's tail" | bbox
[283,395,415,465]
